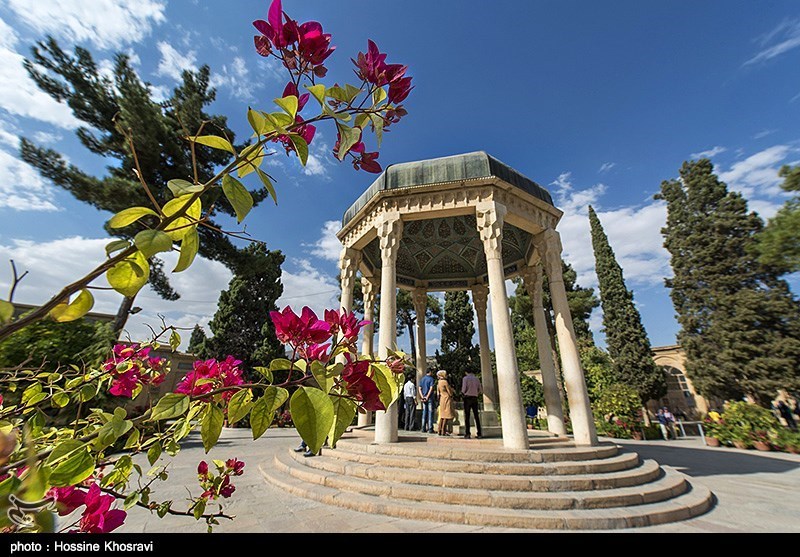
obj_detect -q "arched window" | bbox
[661,365,694,403]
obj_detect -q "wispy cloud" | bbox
[306,220,341,262]
[210,57,255,101]
[277,258,340,315]
[718,144,792,198]
[0,149,58,211]
[745,18,800,66]
[690,146,726,159]
[598,162,615,173]
[155,42,197,81]
[753,129,776,140]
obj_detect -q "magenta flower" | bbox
[324,309,369,342]
[77,484,126,533]
[174,356,245,402]
[219,475,236,498]
[253,0,296,49]
[47,486,87,517]
[226,459,246,476]
[197,461,209,477]
[104,344,166,398]
[341,355,385,411]
[269,306,332,348]
[300,342,331,364]
[282,82,309,112]
[297,20,335,66]
[352,40,413,104]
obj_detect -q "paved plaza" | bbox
[118,427,800,533]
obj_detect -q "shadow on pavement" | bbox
[616,440,800,478]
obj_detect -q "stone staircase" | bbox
[259,431,713,530]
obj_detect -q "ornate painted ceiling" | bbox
[361,214,532,283]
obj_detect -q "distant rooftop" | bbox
[342,151,554,227]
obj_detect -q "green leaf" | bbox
[124,491,140,511]
[269,358,292,371]
[150,393,189,421]
[162,194,202,241]
[52,391,70,408]
[124,428,140,449]
[147,442,162,466]
[291,387,334,455]
[274,95,298,119]
[222,175,254,223]
[253,366,273,383]
[328,396,356,448]
[344,84,362,102]
[370,362,401,410]
[237,143,266,178]
[193,498,207,520]
[44,440,85,466]
[193,135,235,154]
[335,122,361,161]
[0,299,12,324]
[79,383,97,402]
[251,386,289,440]
[49,448,95,487]
[305,84,326,106]
[373,87,387,106]
[167,179,204,197]
[247,108,271,135]
[288,134,309,166]
[255,168,277,204]
[108,206,159,229]
[173,227,199,273]
[107,250,150,297]
[49,289,94,323]
[227,389,253,424]
[134,229,173,258]
[169,330,181,352]
[105,239,130,256]
[201,404,224,453]
[310,361,334,394]
[369,113,384,147]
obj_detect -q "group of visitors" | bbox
[402,368,483,438]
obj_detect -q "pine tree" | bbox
[588,205,665,404]
[203,244,285,371]
[657,159,800,406]
[187,325,207,356]
[755,165,800,273]
[436,291,480,391]
[20,38,267,332]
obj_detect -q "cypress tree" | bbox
[203,244,285,371]
[588,205,665,404]
[187,325,207,356]
[657,159,800,406]
[436,291,480,390]
[20,38,267,332]
[395,290,442,366]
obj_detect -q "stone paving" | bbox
[119,427,800,533]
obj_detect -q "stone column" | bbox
[535,229,598,446]
[471,284,497,411]
[475,201,528,450]
[358,276,377,427]
[520,265,567,436]
[338,247,361,313]
[374,213,403,444]
[412,288,428,405]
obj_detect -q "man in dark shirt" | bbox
[418,369,436,433]
[461,370,483,439]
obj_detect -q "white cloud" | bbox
[149,84,171,103]
[303,154,327,176]
[210,57,255,101]
[257,58,284,82]
[155,42,197,81]
[0,120,19,149]
[0,236,233,350]
[598,162,615,173]
[32,131,61,145]
[690,146,726,159]
[307,220,342,262]
[277,258,340,316]
[6,0,166,50]
[754,129,776,140]
[0,149,57,211]
[0,17,80,129]
[553,172,670,289]
[745,18,800,66]
[718,144,791,198]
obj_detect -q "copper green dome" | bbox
[342,151,554,227]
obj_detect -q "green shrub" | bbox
[593,383,641,421]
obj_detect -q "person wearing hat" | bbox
[436,369,455,436]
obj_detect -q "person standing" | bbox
[777,400,797,430]
[461,370,483,439]
[403,374,417,431]
[418,369,436,433]
[436,370,455,436]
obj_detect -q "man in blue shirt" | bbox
[418,369,436,433]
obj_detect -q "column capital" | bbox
[339,247,361,304]
[533,229,564,284]
[411,287,427,316]
[361,276,377,314]
[471,284,489,317]
[519,264,545,308]
[376,213,403,265]
[475,201,507,259]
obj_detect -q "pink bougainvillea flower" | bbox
[352,40,413,103]
[0,394,4,407]
[104,344,166,398]
[197,461,209,477]
[47,486,87,517]
[388,76,413,104]
[174,356,245,402]
[300,342,331,364]
[253,0,296,49]
[324,309,369,342]
[219,475,236,498]
[226,459,246,476]
[77,484,126,533]
[297,20,335,66]
[387,357,406,375]
[269,306,332,348]
[282,82,309,112]
[341,356,385,411]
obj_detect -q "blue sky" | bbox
[0,1,798,353]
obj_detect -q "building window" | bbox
[661,366,694,406]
